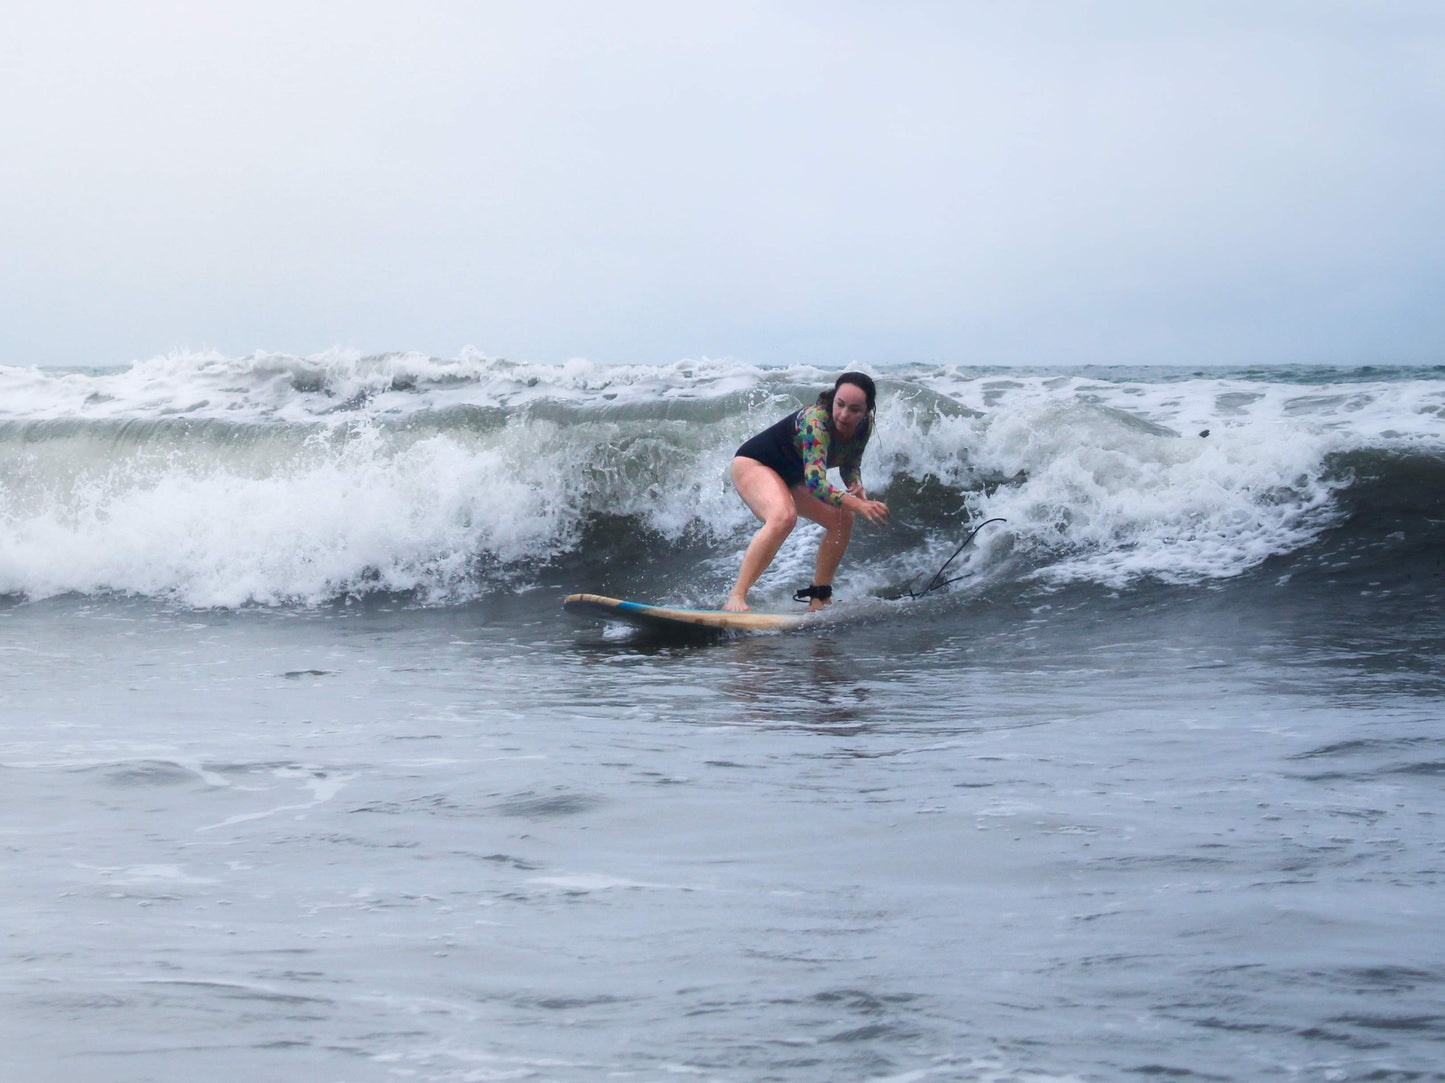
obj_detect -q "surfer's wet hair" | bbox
[817,371,877,415]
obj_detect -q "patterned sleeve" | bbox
[795,406,847,508]
[836,418,867,492]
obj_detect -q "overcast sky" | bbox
[3,1,1443,369]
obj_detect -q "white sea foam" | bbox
[964,393,1344,587]
[875,368,1444,589]
[0,349,778,422]
[1,354,1441,605]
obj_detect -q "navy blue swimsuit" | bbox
[736,410,810,488]
[735,405,869,508]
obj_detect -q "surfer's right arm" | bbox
[842,491,889,525]
[796,408,889,524]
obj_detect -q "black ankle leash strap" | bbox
[793,584,833,603]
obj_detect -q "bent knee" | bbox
[764,508,799,534]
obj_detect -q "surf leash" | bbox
[904,517,1007,599]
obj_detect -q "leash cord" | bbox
[905,517,1007,599]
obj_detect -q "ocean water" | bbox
[2,352,1443,1082]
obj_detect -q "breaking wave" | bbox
[1,351,1442,608]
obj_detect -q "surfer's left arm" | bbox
[836,425,868,499]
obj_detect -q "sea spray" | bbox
[1,353,1441,606]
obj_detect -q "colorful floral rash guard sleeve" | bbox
[795,405,867,508]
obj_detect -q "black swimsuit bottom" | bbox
[735,410,807,487]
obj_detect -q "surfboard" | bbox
[563,593,815,635]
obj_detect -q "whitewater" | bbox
[2,351,1443,1082]
[3,351,1439,607]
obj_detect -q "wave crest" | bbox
[2,353,1442,606]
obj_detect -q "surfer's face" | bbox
[832,382,869,438]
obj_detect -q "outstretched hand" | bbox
[845,490,889,526]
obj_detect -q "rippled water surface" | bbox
[4,358,1443,1080]
[3,584,1442,1083]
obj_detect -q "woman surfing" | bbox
[724,372,889,612]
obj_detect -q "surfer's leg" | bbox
[724,457,798,611]
[794,490,854,612]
